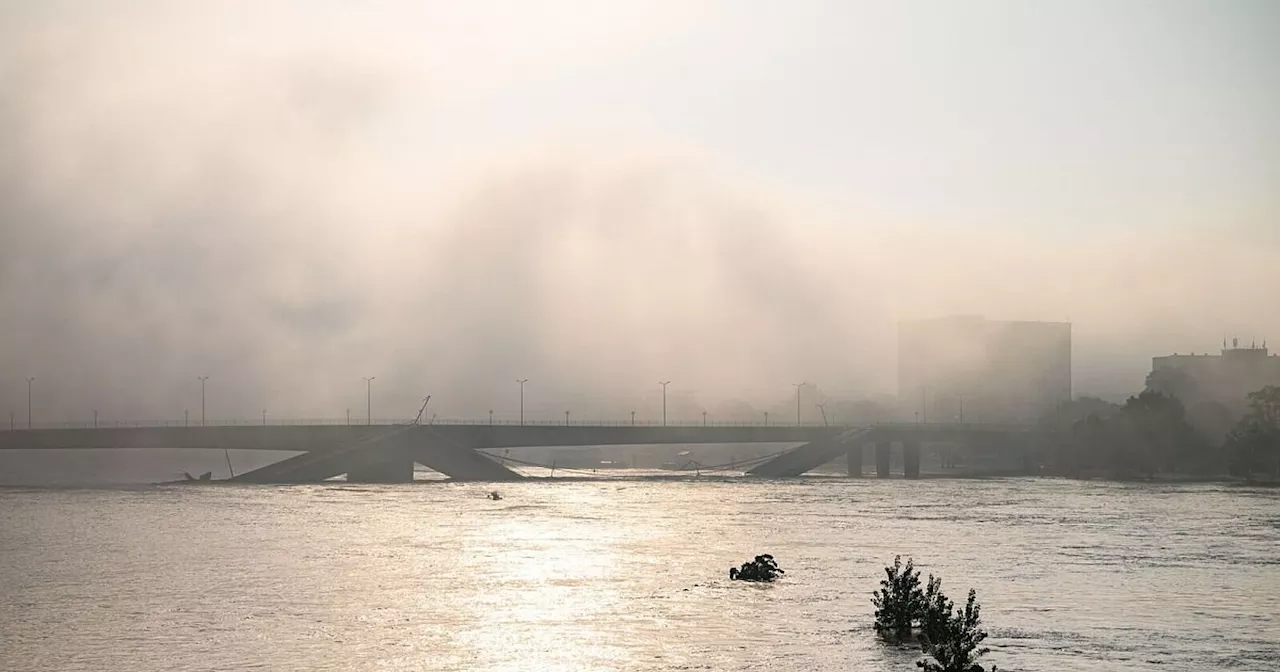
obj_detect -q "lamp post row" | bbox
[8,378,823,428]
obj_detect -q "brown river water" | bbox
[1,475,1277,671]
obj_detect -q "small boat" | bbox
[487,491,502,500]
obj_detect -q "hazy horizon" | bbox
[2,1,1277,424]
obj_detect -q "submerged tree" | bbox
[729,554,784,582]
[871,555,925,641]
[918,589,997,672]
[918,574,953,647]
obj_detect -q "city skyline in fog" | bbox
[2,1,1277,422]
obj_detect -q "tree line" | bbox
[1039,385,1280,479]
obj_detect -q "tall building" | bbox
[898,315,1072,423]
[1150,339,1280,416]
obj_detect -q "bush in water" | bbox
[918,574,952,646]
[917,589,997,672]
[729,554,784,582]
[871,555,925,641]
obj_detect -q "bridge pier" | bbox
[1019,440,1037,475]
[346,457,415,483]
[875,442,891,478]
[847,445,864,476]
[903,440,921,479]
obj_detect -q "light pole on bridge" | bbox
[516,379,528,426]
[658,381,671,427]
[631,410,635,426]
[816,403,828,427]
[198,376,209,426]
[362,377,375,426]
[26,377,34,430]
[93,409,98,429]
[489,409,493,425]
[792,382,805,426]
[565,410,570,426]
[702,410,707,426]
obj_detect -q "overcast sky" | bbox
[1,1,1277,423]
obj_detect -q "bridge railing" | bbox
[4,418,846,430]
[2,417,1035,431]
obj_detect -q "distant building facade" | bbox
[898,315,1072,423]
[1150,339,1280,416]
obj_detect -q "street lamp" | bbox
[816,403,828,427]
[489,409,493,425]
[792,382,805,426]
[764,411,768,426]
[631,410,636,426]
[516,379,528,426]
[362,377,375,426]
[658,381,671,427]
[702,410,707,426]
[197,376,209,426]
[565,410,570,426]
[25,377,34,429]
[93,409,98,429]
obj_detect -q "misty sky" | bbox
[1,1,1277,424]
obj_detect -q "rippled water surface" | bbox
[2,477,1278,671]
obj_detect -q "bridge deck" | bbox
[0,423,1030,481]
[0,424,840,451]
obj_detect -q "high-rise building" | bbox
[898,315,1072,423]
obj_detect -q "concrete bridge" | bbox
[0,422,1033,482]
[744,423,1036,478]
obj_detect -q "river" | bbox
[1,476,1277,671]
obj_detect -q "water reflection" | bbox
[0,478,1277,671]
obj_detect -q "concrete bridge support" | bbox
[338,432,416,483]
[1020,441,1038,475]
[346,458,415,483]
[744,428,870,478]
[903,440,921,479]
[847,444,865,476]
[875,442,891,478]
[231,427,523,483]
